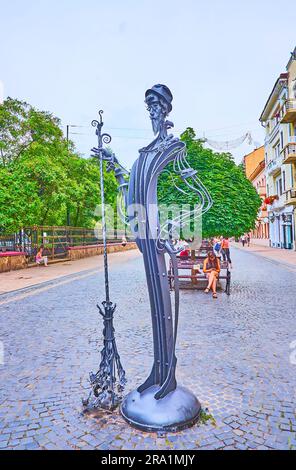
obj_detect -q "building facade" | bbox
[260,50,296,250]
[244,146,269,243]
[279,48,296,249]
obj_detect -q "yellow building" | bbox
[260,49,296,250]
[244,146,269,242]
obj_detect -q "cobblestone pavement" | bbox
[0,247,296,450]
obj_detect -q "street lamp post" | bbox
[65,124,84,227]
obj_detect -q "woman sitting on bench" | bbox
[203,251,220,298]
[36,245,48,267]
[179,241,190,259]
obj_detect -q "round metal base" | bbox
[121,385,201,433]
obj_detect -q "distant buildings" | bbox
[259,47,296,250]
[244,146,269,243]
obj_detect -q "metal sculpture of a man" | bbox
[92,85,212,431]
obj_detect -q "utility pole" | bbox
[65,123,87,227]
[66,125,71,227]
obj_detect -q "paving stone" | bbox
[223,438,235,446]
[1,248,296,450]
[246,441,257,449]
[24,441,40,450]
[233,429,244,437]
[235,443,248,450]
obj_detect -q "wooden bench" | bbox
[168,254,231,295]
[0,251,28,272]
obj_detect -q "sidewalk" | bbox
[232,241,296,269]
[246,238,270,248]
[0,250,141,295]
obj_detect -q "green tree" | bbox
[0,166,41,233]
[0,97,63,167]
[158,128,261,238]
[0,98,118,233]
[66,156,118,228]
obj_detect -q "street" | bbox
[0,247,296,450]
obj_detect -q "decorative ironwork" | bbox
[83,110,126,412]
[91,86,212,431]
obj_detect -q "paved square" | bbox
[0,248,296,450]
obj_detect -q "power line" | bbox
[65,120,260,134]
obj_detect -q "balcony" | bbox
[271,195,285,210]
[280,99,296,123]
[266,156,283,176]
[281,139,296,164]
[257,186,266,197]
[285,189,296,205]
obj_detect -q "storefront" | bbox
[269,208,294,249]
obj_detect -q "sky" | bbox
[1,0,296,168]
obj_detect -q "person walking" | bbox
[213,237,222,257]
[241,235,246,248]
[247,234,250,247]
[221,237,232,268]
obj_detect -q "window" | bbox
[273,143,281,159]
[276,177,283,196]
[282,170,286,192]
[279,178,283,196]
[280,131,284,149]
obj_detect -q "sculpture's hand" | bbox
[91,146,118,162]
[91,147,119,172]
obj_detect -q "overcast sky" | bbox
[1,0,296,167]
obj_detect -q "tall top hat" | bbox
[145,84,173,113]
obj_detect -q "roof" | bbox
[243,145,264,160]
[286,46,296,70]
[259,73,288,122]
[243,146,265,180]
[249,160,265,182]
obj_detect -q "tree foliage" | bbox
[0,98,117,233]
[1,98,261,239]
[158,128,261,238]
